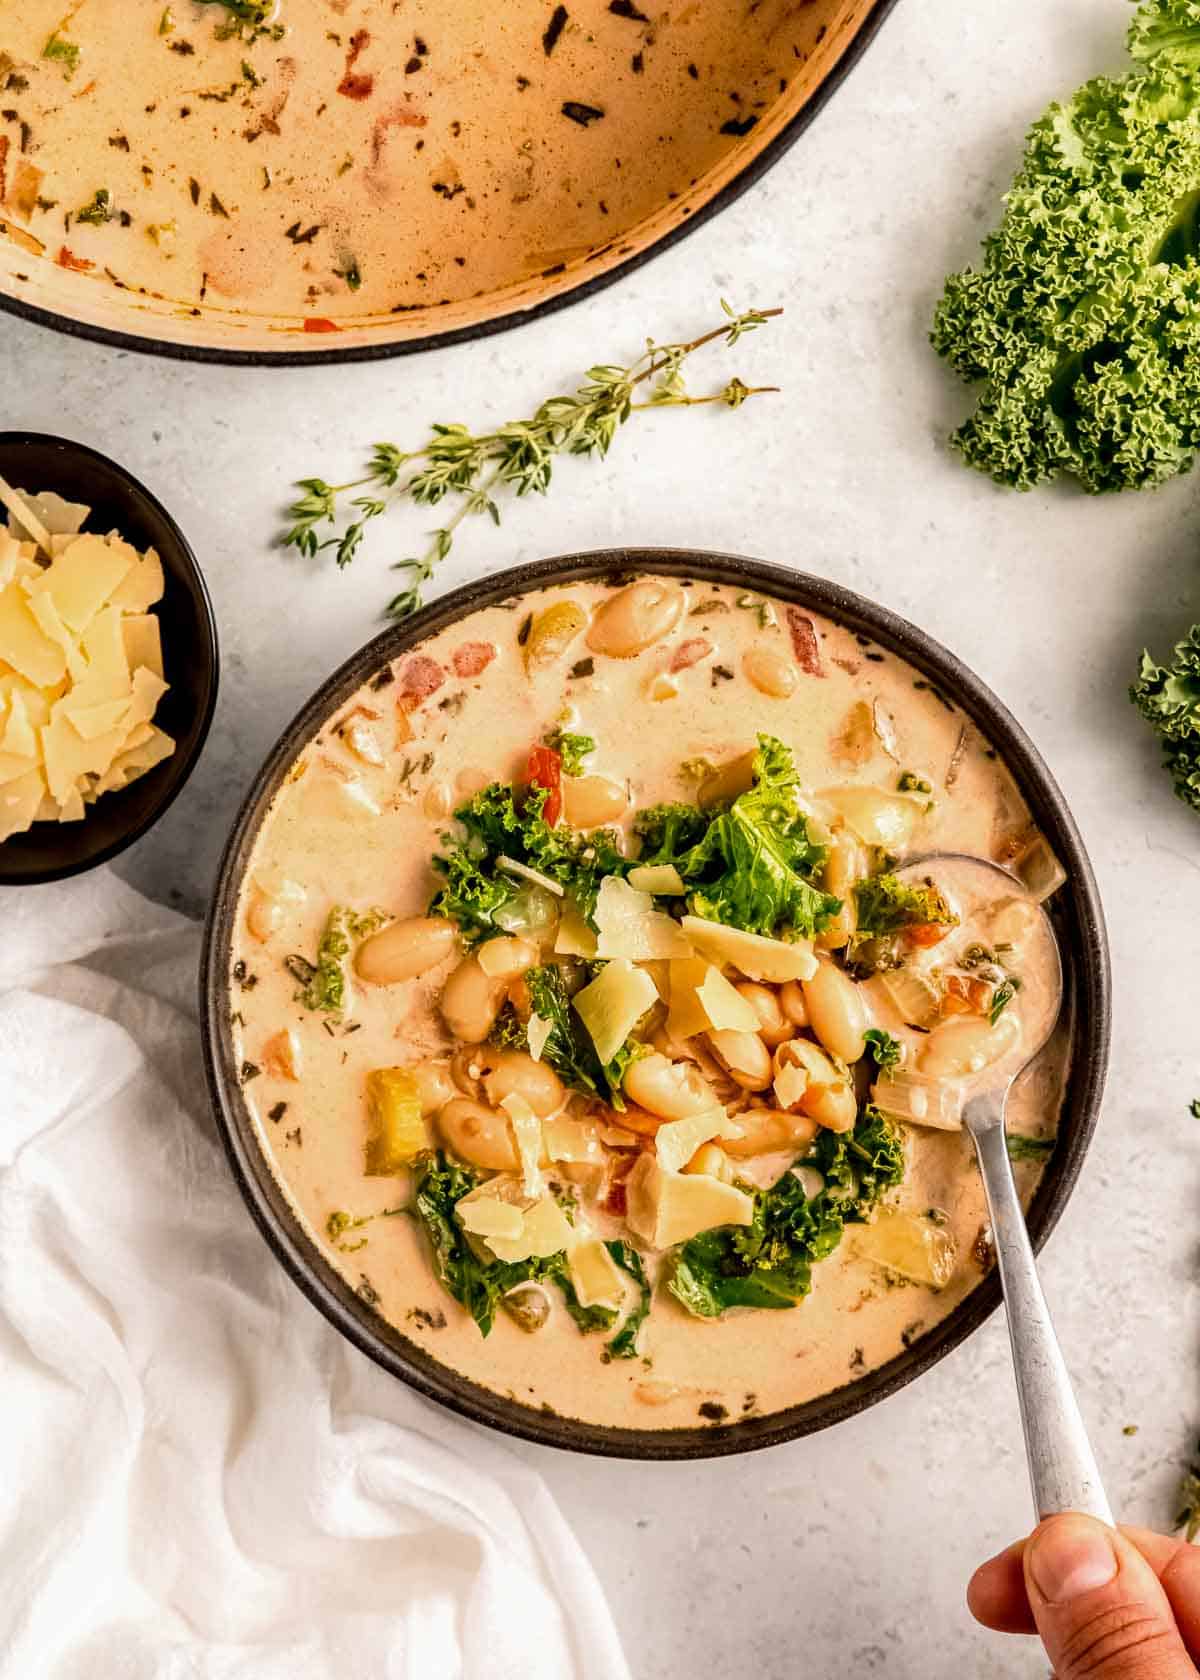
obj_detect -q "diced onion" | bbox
[497,856,564,896]
[1012,834,1067,904]
[872,1071,964,1131]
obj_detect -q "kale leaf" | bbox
[1131,625,1200,812]
[546,729,596,776]
[854,873,956,938]
[669,1110,906,1319]
[430,781,628,938]
[863,1027,903,1074]
[634,736,837,939]
[932,0,1200,494]
[603,1242,652,1360]
[287,906,387,1014]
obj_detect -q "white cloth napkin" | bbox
[0,870,631,1680]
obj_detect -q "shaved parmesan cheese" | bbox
[500,1091,545,1198]
[526,1013,554,1062]
[497,855,565,896]
[554,897,598,958]
[0,476,51,551]
[666,956,713,1040]
[483,1195,574,1264]
[56,784,85,824]
[121,613,164,679]
[0,750,38,787]
[64,697,134,741]
[0,766,47,842]
[24,587,88,683]
[72,606,131,707]
[567,1238,626,1309]
[773,1059,809,1112]
[0,532,24,587]
[11,488,88,541]
[624,1154,754,1249]
[0,688,36,759]
[457,1193,524,1243]
[696,966,760,1032]
[680,915,817,983]
[107,546,165,613]
[41,707,127,804]
[627,862,686,895]
[31,533,136,633]
[594,875,693,960]
[572,958,658,1064]
[99,732,175,792]
[0,584,67,689]
[654,1107,740,1174]
[542,1114,603,1164]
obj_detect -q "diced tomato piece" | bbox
[905,921,952,949]
[398,655,445,706]
[526,744,562,826]
[452,640,497,678]
[302,316,341,333]
[56,246,94,273]
[669,636,713,674]
[785,608,823,676]
[942,974,991,1016]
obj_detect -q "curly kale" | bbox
[669,1110,905,1318]
[854,873,957,939]
[430,781,628,938]
[412,1154,650,1354]
[933,0,1200,493]
[1131,624,1200,810]
[634,736,838,939]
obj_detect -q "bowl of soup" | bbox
[0,0,895,362]
[200,552,1109,1457]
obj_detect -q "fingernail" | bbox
[1028,1516,1118,1604]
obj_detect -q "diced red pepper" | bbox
[526,744,562,826]
[398,655,445,706]
[669,636,713,674]
[942,974,991,1016]
[905,921,952,950]
[56,246,94,273]
[303,316,341,334]
[452,640,497,678]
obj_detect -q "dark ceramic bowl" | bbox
[201,550,1109,1459]
[0,433,218,885]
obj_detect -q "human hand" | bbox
[969,1514,1200,1676]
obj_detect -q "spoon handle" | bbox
[969,1097,1113,1526]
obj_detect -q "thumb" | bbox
[1024,1514,1196,1679]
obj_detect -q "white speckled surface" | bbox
[4,0,1200,1672]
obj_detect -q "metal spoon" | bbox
[896,855,1112,1526]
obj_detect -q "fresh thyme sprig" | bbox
[195,0,285,42]
[282,299,782,620]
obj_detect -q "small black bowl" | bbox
[201,550,1110,1460]
[0,432,218,884]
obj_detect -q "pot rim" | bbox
[0,0,900,368]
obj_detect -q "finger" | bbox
[1024,1513,1196,1678]
[1120,1526,1200,1665]
[968,1538,1039,1635]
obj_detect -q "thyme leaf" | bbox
[281,299,781,620]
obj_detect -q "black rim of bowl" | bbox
[0,431,219,885]
[0,0,900,369]
[201,549,1110,1459]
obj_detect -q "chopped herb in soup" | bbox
[230,576,1069,1430]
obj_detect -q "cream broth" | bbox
[229,578,1069,1433]
[1,2,816,327]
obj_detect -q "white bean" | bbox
[722,1108,821,1159]
[918,1012,1020,1079]
[439,956,506,1044]
[623,1053,718,1119]
[742,647,797,699]
[778,980,809,1026]
[735,982,792,1047]
[355,916,457,985]
[775,1037,857,1132]
[704,1028,773,1091]
[801,957,868,1064]
[482,1050,565,1117]
[437,1098,518,1171]
[586,580,685,658]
